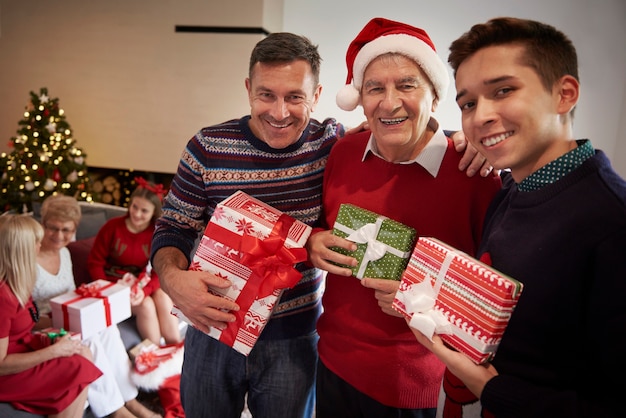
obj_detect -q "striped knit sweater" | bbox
[152,115,344,340]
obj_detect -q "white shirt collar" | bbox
[361,117,447,178]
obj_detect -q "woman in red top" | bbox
[88,180,181,345]
[0,214,102,417]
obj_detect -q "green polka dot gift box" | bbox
[331,203,417,280]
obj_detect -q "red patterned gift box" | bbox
[50,279,131,340]
[393,237,523,364]
[177,190,312,356]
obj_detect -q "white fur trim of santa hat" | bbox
[336,18,450,111]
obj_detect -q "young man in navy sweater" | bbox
[410,17,626,418]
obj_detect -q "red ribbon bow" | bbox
[239,215,307,298]
[135,176,166,201]
[134,342,184,375]
[75,282,107,298]
[62,281,115,330]
[213,213,307,348]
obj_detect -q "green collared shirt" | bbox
[518,139,594,192]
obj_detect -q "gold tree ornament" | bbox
[0,88,93,213]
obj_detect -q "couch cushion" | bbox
[76,211,107,240]
[67,236,96,286]
[76,201,127,240]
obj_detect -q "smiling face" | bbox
[360,54,437,162]
[128,196,155,232]
[455,44,578,182]
[42,218,76,252]
[246,60,321,149]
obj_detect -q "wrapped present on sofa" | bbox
[393,237,523,364]
[50,279,131,340]
[331,203,417,280]
[178,190,312,356]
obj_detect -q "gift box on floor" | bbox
[129,338,159,362]
[331,203,417,280]
[50,279,131,340]
[393,237,524,364]
[178,190,312,356]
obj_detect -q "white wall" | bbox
[283,0,626,177]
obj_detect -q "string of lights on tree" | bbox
[0,87,93,213]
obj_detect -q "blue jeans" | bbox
[180,327,318,418]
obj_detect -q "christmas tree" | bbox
[0,88,92,213]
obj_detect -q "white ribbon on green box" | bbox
[331,204,417,280]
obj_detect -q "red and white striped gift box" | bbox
[177,190,311,356]
[393,237,523,364]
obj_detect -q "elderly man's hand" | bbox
[361,277,403,317]
[450,131,493,177]
[306,230,357,277]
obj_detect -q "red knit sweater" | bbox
[315,130,501,408]
[87,215,160,296]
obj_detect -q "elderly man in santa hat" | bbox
[306,17,502,418]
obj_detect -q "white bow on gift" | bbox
[404,279,453,342]
[345,216,408,279]
[403,251,456,341]
[347,221,388,258]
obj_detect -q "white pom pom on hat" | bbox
[336,17,450,111]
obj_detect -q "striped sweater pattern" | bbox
[152,115,344,339]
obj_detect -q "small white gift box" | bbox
[50,279,131,340]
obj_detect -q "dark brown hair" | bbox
[249,32,322,85]
[448,17,578,93]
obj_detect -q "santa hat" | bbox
[336,17,450,111]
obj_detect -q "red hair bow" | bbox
[135,176,166,200]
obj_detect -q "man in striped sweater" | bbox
[151,32,488,418]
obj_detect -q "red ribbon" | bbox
[135,176,166,201]
[203,213,307,348]
[134,341,185,375]
[239,214,307,298]
[61,281,115,331]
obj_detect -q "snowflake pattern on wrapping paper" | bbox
[243,202,280,223]
[212,206,226,221]
[235,217,256,235]
[189,260,202,271]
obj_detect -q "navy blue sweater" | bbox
[478,150,626,417]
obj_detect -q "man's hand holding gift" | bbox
[306,230,357,277]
